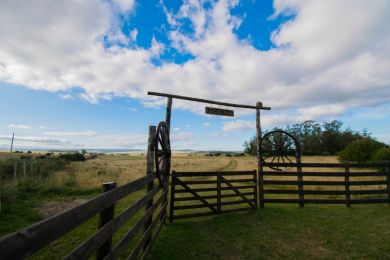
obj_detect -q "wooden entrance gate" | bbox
[169,170,257,221]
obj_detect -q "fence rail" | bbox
[0,174,168,259]
[260,162,390,207]
[170,170,257,221]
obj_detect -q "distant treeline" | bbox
[244,120,387,158]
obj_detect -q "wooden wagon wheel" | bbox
[154,121,171,187]
[260,130,300,171]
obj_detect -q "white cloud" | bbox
[222,120,254,132]
[59,93,73,100]
[0,0,390,125]
[171,131,193,142]
[128,107,137,112]
[8,124,33,130]
[130,29,138,42]
[44,130,98,137]
[204,122,211,127]
[0,135,73,148]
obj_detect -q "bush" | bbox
[371,147,390,162]
[337,139,387,162]
[0,159,14,176]
[59,152,86,162]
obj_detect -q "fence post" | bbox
[297,159,304,208]
[96,182,117,260]
[144,125,156,250]
[345,162,351,207]
[386,161,390,205]
[217,173,221,214]
[169,172,176,223]
[13,159,18,186]
[256,101,264,208]
[253,170,258,209]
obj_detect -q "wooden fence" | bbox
[0,174,168,259]
[170,170,257,221]
[260,162,390,207]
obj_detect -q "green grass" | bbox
[149,205,390,259]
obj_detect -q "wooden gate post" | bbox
[97,182,117,260]
[345,162,351,207]
[217,173,222,214]
[256,102,264,208]
[144,125,156,249]
[297,151,304,208]
[165,97,172,132]
[386,161,390,205]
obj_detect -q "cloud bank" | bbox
[1,0,389,126]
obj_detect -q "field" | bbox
[0,153,389,259]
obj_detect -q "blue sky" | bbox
[0,0,389,151]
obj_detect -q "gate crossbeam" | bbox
[175,178,218,213]
[221,176,255,208]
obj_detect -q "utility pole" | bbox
[9,133,14,158]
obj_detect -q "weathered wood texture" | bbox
[261,162,390,207]
[0,127,168,260]
[148,91,271,110]
[205,107,234,117]
[97,182,117,260]
[170,170,257,221]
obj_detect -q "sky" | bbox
[0,0,389,151]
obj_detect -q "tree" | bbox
[243,136,257,155]
[243,119,374,156]
[337,139,387,162]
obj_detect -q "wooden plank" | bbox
[263,180,346,186]
[253,170,258,209]
[165,97,172,132]
[173,171,255,177]
[140,211,166,260]
[174,185,255,193]
[387,165,390,205]
[147,91,271,110]
[64,186,161,260]
[169,174,176,223]
[105,189,167,260]
[263,171,389,177]
[220,177,255,208]
[349,180,387,185]
[350,199,390,204]
[174,192,254,201]
[205,107,234,117]
[179,179,254,185]
[144,126,156,251]
[264,189,342,195]
[263,162,390,168]
[263,199,346,204]
[127,201,167,260]
[345,162,351,207]
[173,199,256,210]
[217,173,221,214]
[97,182,117,260]
[175,178,217,213]
[350,189,388,195]
[0,174,154,260]
[297,161,304,208]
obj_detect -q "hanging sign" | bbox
[205,107,234,117]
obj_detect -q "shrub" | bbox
[371,147,390,162]
[337,139,387,162]
[59,152,85,162]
